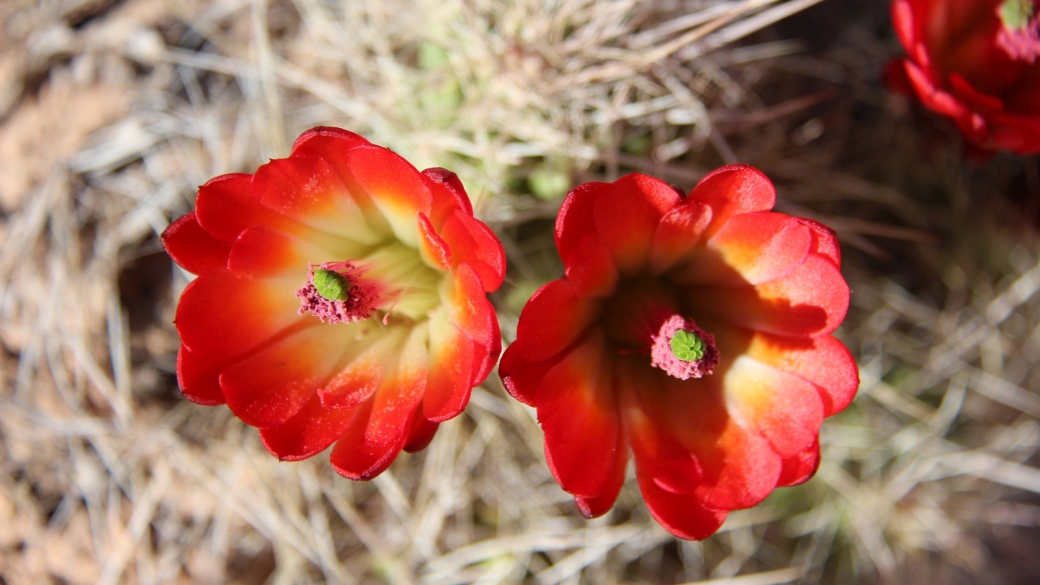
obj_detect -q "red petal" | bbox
[254,155,380,244]
[424,307,476,422]
[320,327,407,411]
[512,279,602,364]
[643,371,781,510]
[724,356,824,458]
[259,394,359,461]
[227,224,355,280]
[621,365,702,495]
[593,174,681,275]
[677,212,811,287]
[346,147,432,246]
[555,181,609,265]
[692,421,780,511]
[636,468,727,541]
[162,213,231,275]
[948,72,1004,114]
[423,167,473,229]
[176,345,226,405]
[989,111,1040,154]
[220,323,350,427]
[471,313,501,386]
[290,126,370,156]
[800,219,841,267]
[403,403,440,453]
[365,326,428,447]
[776,438,820,488]
[649,201,712,274]
[690,254,850,337]
[174,269,303,361]
[565,234,619,298]
[498,341,557,407]
[444,263,497,347]
[195,173,294,243]
[538,332,621,499]
[1002,72,1040,115]
[746,332,859,417]
[289,135,390,232]
[417,212,452,270]
[574,433,628,519]
[329,400,408,481]
[615,173,683,215]
[903,60,967,119]
[440,210,506,292]
[890,0,916,61]
[687,165,776,237]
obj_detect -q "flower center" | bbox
[296,261,380,324]
[313,268,351,300]
[650,315,719,380]
[998,0,1040,63]
[601,279,720,379]
[670,329,706,361]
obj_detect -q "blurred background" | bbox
[2,0,1040,583]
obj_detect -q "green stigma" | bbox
[1001,0,1034,30]
[313,268,351,301]
[670,329,706,362]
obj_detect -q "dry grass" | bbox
[2,0,1040,583]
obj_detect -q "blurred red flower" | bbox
[162,127,504,480]
[499,167,858,540]
[889,0,1040,154]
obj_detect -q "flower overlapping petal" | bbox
[163,127,505,480]
[889,0,1040,154]
[499,166,858,540]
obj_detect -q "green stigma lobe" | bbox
[670,329,706,362]
[1001,0,1034,30]
[314,269,351,301]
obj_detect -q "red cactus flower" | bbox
[889,0,1040,154]
[162,127,505,480]
[499,167,858,540]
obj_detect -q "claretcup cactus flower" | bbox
[499,167,858,540]
[889,0,1040,154]
[162,127,504,480]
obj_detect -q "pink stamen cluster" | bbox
[998,10,1040,63]
[649,315,720,380]
[296,261,379,324]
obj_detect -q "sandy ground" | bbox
[2,0,1040,583]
